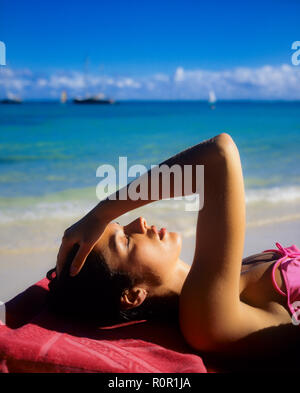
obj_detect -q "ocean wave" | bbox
[247,213,300,228]
[0,201,94,224]
[245,185,300,204]
[1,185,300,224]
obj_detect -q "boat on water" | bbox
[208,90,216,109]
[73,57,115,105]
[60,90,67,104]
[73,93,115,105]
[1,93,22,104]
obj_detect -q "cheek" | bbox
[133,234,181,269]
[138,232,182,269]
[132,242,161,267]
[128,244,163,285]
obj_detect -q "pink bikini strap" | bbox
[264,242,300,297]
[264,242,300,259]
[271,256,287,297]
[263,242,287,256]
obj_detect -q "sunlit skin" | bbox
[93,216,288,313]
[93,217,190,309]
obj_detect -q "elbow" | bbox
[180,321,235,354]
[213,132,239,162]
[180,326,214,353]
[215,132,236,151]
[179,308,222,353]
[215,132,234,144]
[179,302,239,353]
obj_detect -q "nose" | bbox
[124,217,147,235]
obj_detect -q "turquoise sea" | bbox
[1,101,300,219]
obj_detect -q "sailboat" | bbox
[73,57,115,105]
[208,90,216,110]
[60,90,67,104]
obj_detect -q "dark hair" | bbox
[47,244,179,326]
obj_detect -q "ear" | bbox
[120,287,148,310]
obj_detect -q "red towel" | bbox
[0,278,207,373]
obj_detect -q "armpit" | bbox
[242,251,279,266]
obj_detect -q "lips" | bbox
[159,228,167,240]
[159,227,167,240]
[151,225,167,240]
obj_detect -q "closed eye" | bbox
[125,233,130,248]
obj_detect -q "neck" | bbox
[171,258,191,295]
[153,258,191,297]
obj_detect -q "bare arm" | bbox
[179,134,281,353]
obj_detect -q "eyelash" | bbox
[116,222,129,248]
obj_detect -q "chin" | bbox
[170,231,182,251]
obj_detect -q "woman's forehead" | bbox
[94,223,123,265]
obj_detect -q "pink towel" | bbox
[0,277,207,373]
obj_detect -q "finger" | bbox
[56,239,74,277]
[69,242,94,277]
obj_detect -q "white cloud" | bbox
[48,72,87,89]
[0,64,300,100]
[174,67,185,82]
[0,68,31,91]
[115,78,141,89]
[171,64,300,99]
[153,73,170,82]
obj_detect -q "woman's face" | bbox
[94,217,182,288]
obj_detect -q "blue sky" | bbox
[1,0,300,99]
